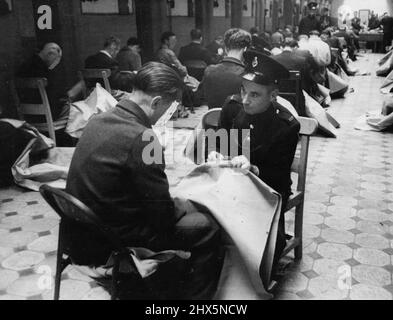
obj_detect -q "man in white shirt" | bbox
[298,30,331,84]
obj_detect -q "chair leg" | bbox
[111,254,120,300]
[54,235,63,300]
[294,202,304,261]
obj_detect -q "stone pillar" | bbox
[135,0,170,62]
[231,0,243,28]
[195,0,213,44]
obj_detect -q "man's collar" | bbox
[222,56,245,67]
[100,50,112,58]
[116,99,152,128]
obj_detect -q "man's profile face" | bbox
[309,8,317,17]
[241,79,274,115]
[168,36,177,50]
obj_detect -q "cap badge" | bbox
[252,56,258,68]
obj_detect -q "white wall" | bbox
[332,0,393,17]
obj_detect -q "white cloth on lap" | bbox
[66,83,118,139]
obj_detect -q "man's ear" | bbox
[150,96,163,110]
[271,87,279,101]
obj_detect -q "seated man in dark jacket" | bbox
[178,29,213,81]
[85,36,121,89]
[212,51,300,273]
[66,62,224,300]
[116,37,142,72]
[17,42,68,122]
[196,28,252,109]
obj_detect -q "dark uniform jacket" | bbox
[66,100,176,266]
[198,57,245,109]
[84,51,119,88]
[299,15,321,35]
[219,95,300,203]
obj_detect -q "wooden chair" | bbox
[79,69,111,93]
[12,77,68,146]
[39,184,143,300]
[280,117,318,261]
[278,70,302,114]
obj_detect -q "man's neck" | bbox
[127,92,152,121]
[192,40,201,44]
[226,50,243,61]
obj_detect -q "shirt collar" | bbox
[100,50,112,58]
[116,99,152,128]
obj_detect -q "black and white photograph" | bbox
[1,0,393,306]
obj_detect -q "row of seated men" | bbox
[14,29,225,126]
[11,27,302,299]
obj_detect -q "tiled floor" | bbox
[1,54,393,300]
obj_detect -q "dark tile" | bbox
[383,285,393,295]
[352,206,363,211]
[14,246,27,253]
[0,290,7,295]
[382,248,393,255]
[348,228,363,235]
[384,233,393,240]
[38,230,51,237]
[383,265,393,273]
[2,198,13,203]
[345,258,361,267]
[308,252,323,260]
[44,251,57,258]
[350,216,362,223]
[5,211,18,217]
[9,227,22,233]
[32,215,44,220]
[296,289,314,300]
[347,243,361,250]
[302,270,319,279]
[19,268,35,276]
[382,220,393,227]
[313,237,326,244]
[26,201,38,206]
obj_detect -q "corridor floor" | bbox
[0,54,392,300]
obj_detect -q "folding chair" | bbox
[12,77,68,146]
[39,185,142,300]
[278,71,302,114]
[79,69,111,93]
[280,117,318,261]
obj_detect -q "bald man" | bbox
[17,42,68,122]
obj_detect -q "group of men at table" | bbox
[13,25,319,299]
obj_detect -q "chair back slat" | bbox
[202,108,221,131]
[13,77,57,145]
[39,185,124,252]
[80,69,111,93]
[278,70,302,112]
[291,117,318,192]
